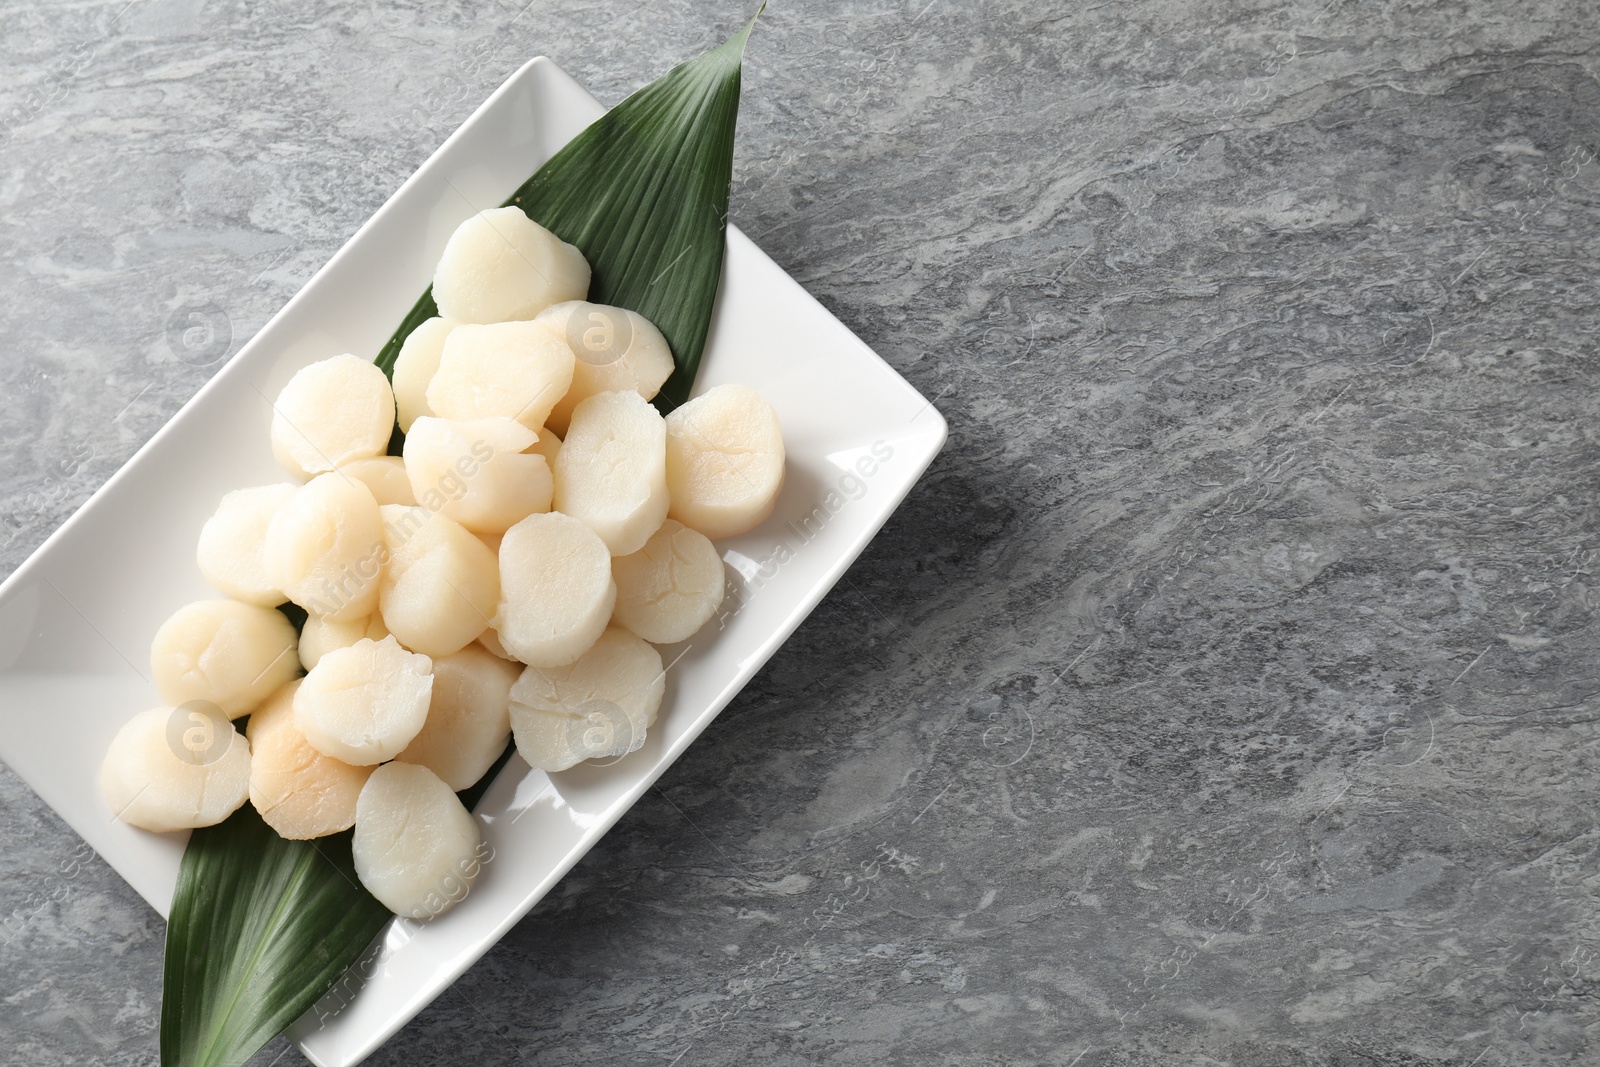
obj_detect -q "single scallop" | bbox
[611,520,726,644]
[553,390,669,556]
[196,484,296,606]
[425,320,575,432]
[294,635,433,765]
[376,505,499,657]
[100,705,251,832]
[464,546,506,661]
[336,456,416,506]
[534,301,675,436]
[397,645,519,790]
[664,384,786,540]
[495,511,615,668]
[150,599,299,718]
[508,627,665,772]
[298,613,365,672]
[525,425,561,468]
[431,206,590,324]
[270,354,396,477]
[403,416,551,533]
[264,472,384,622]
[297,613,389,671]
[246,679,373,840]
[353,761,482,919]
[476,624,518,663]
[391,316,456,432]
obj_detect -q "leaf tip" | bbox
[721,4,763,61]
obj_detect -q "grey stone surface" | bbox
[3,0,1599,1063]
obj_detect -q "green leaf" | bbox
[274,601,308,637]
[161,810,390,1067]
[376,8,761,410]
[374,289,438,385]
[163,15,757,1066]
[161,761,514,1067]
[508,10,758,409]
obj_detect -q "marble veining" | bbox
[4,0,1600,1063]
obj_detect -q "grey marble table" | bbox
[4,0,1599,1063]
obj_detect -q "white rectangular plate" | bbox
[0,57,945,1065]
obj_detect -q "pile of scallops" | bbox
[100,207,785,918]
